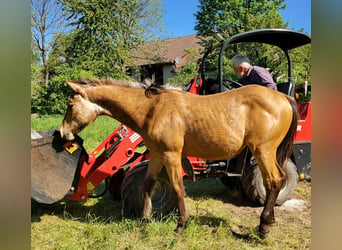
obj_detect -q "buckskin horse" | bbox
[60,78,298,237]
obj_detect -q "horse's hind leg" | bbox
[253,147,287,236]
[142,154,163,218]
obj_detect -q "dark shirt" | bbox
[238,65,277,90]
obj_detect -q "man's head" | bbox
[231,55,251,79]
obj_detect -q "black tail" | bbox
[276,96,298,167]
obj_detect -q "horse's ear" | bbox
[66,81,87,98]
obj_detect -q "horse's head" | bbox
[60,81,105,141]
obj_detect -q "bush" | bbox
[31,63,95,115]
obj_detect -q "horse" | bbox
[60,78,298,237]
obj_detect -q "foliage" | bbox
[297,91,311,103]
[59,0,164,78]
[196,0,286,37]
[168,48,201,86]
[169,61,198,87]
[31,64,43,91]
[47,33,69,70]
[290,44,311,82]
[31,63,95,115]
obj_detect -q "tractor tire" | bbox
[107,168,125,200]
[241,156,298,206]
[121,161,178,218]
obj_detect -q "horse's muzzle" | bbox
[59,127,75,141]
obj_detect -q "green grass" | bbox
[31,115,311,249]
[31,114,120,152]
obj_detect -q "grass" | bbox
[31,115,311,249]
[31,114,120,152]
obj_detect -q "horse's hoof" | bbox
[258,230,269,239]
[174,226,183,234]
[174,222,185,234]
[258,224,269,238]
[141,217,151,224]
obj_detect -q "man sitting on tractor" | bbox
[231,54,277,90]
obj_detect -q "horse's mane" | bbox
[144,83,168,97]
[71,78,147,89]
[144,79,182,98]
[71,78,181,93]
[71,77,182,98]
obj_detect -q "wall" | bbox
[162,64,176,84]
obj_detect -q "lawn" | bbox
[31,115,311,249]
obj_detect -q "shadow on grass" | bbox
[229,225,266,244]
[31,193,123,224]
[183,178,261,208]
[189,214,265,244]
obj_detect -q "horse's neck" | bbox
[88,85,151,132]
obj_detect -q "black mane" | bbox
[144,84,168,98]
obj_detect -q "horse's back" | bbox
[224,85,294,149]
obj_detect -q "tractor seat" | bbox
[277,82,295,97]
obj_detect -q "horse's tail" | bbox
[276,96,299,167]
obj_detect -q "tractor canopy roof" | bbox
[224,28,311,52]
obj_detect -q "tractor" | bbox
[31,28,311,215]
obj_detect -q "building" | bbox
[129,34,203,85]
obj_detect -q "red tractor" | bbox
[31,29,311,215]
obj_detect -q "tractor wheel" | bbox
[241,156,298,206]
[107,168,125,200]
[121,161,178,218]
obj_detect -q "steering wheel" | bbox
[222,79,243,90]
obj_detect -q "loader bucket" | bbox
[31,129,85,204]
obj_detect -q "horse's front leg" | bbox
[142,154,163,218]
[164,152,189,233]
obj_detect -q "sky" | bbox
[162,0,311,38]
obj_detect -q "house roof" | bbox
[131,34,203,66]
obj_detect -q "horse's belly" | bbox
[183,134,243,160]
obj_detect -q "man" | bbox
[231,54,277,90]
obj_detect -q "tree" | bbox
[31,0,70,84]
[194,0,290,82]
[60,0,165,78]
[195,0,286,38]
